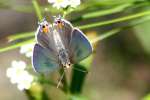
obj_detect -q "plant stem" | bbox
[80,3,132,20]
[70,64,88,94]
[83,4,131,18]
[32,0,43,21]
[90,14,150,44]
[0,39,34,53]
[24,90,35,100]
[91,29,121,44]
[79,10,150,29]
[7,32,34,42]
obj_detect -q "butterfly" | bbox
[32,17,93,75]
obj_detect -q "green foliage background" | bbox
[1,0,150,100]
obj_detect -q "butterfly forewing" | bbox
[54,19,73,50]
[36,26,49,48]
[69,28,93,63]
[36,22,58,56]
[32,44,60,73]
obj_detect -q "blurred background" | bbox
[1,0,150,100]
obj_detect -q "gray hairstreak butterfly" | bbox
[32,16,93,87]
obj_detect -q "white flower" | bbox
[6,61,26,83]
[20,43,35,58]
[48,0,80,9]
[6,60,34,91]
[17,71,34,90]
[69,0,80,7]
[48,0,70,9]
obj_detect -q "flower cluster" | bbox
[20,43,35,58]
[6,60,34,91]
[48,0,80,9]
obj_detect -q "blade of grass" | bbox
[90,14,150,44]
[71,3,132,22]
[32,0,43,21]
[91,29,121,44]
[83,3,132,19]
[7,32,34,42]
[79,10,150,29]
[0,38,35,53]
[6,7,150,42]
[3,12,150,53]
[2,5,150,53]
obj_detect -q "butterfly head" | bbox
[54,17,64,29]
[38,19,50,33]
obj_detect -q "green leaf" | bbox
[70,55,93,94]
[79,55,93,69]
[70,64,88,94]
[24,90,36,100]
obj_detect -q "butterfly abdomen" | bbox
[58,49,70,69]
[52,27,71,69]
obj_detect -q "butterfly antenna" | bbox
[53,16,56,18]
[72,67,88,73]
[52,16,56,20]
[57,70,65,88]
[43,17,46,21]
[58,14,62,19]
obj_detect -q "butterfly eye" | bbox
[57,20,64,26]
[42,25,45,28]
[57,20,61,23]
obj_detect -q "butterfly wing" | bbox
[35,24,58,55]
[32,43,60,73]
[54,19,73,49]
[35,26,49,48]
[69,28,93,63]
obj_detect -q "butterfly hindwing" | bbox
[69,28,93,63]
[32,43,60,73]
